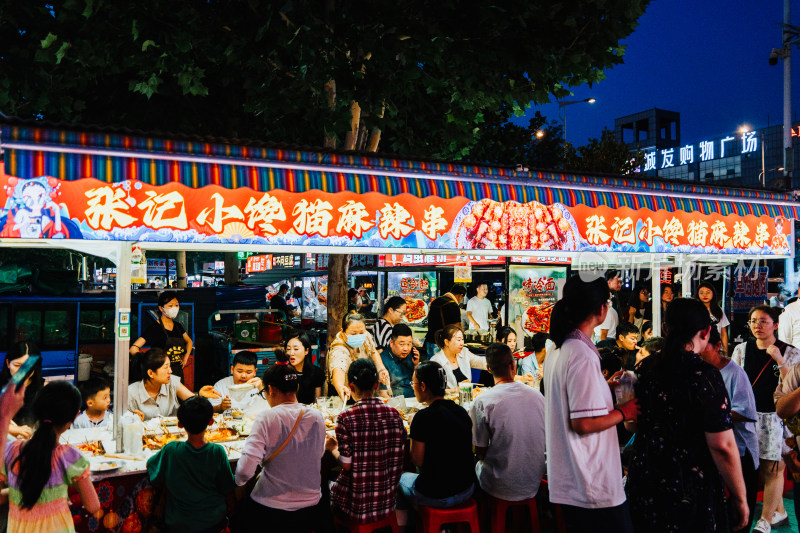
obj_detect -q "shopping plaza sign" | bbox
[0,171,790,257]
[642,130,759,172]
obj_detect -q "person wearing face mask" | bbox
[130,290,193,381]
[327,313,391,403]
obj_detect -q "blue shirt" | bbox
[379,348,415,398]
[719,361,759,469]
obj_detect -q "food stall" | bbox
[1,120,798,531]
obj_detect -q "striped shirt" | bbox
[371,318,394,350]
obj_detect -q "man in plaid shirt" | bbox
[326,359,407,524]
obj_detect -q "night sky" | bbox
[515,0,800,147]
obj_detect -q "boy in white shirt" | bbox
[210,351,268,417]
[73,377,113,429]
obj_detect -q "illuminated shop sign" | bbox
[642,130,759,172]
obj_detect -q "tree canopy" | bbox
[1,0,649,161]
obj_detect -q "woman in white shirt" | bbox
[544,275,640,532]
[234,362,327,532]
[695,281,729,354]
[430,325,487,391]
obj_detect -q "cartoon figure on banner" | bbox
[0,177,81,239]
[772,216,790,250]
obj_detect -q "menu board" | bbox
[387,271,437,325]
[508,266,568,337]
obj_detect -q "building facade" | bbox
[615,108,800,190]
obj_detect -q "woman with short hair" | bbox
[398,360,474,510]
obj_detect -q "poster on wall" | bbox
[508,266,568,339]
[0,169,791,257]
[387,271,437,325]
[732,266,769,312]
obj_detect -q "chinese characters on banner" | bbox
[0,171,791,257]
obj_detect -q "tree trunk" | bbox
[223,252,240,285]
[324,79,337,148]
[176,250,187,288]
[326,253,350,352]
[344,101,361,151]
[367,128,381,152]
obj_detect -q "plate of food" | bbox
[205,427,240,443]
[161,416,179,426]
[404,297,428,324]
[76,440,105,456]
[91,460,123,473]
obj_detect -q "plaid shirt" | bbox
[331,397,407,523]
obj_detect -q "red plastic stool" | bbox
[333,510,400,533]
[487,495,540,533]
[418,499,480,533]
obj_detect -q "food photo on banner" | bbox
[507,265,568,346]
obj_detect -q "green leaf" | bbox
[41,33,58,49]
[82,0,95,18]
[142,40,156,52]
[131,19,139,41]
[55,42,70,64]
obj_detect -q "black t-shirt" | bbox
[296,364,325,405]
[269,294,293,320]
[409,399,474,498]
[142,320,187,365]
[425,296,462,344]
[742,339,783,413]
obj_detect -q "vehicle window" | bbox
[42,309,72,348]
[79,307,115,343]
[15,309,42,345]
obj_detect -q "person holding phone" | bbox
[0,341,45,438]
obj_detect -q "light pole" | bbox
[768,0,800,185]
[558,97,596,157]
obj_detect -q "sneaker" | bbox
[772,510,789,527]
[754,517,772,533]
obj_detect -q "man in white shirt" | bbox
[467,283,492,330]
[594,270,621,341]
[779,287,800,347]
[210,351,268,417]
[470,343,546,501]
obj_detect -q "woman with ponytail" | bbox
[233,363,327,532]
[326,359,406,524]
[626,298,748,532]
[398,361,474,513]
[2,381,100,532]
[544,274,639,533]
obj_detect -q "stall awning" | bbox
[1,122,797,257]
[2,123,797,219]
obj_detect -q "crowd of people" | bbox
[7,274,800,533]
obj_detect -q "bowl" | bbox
[228,383,254,402]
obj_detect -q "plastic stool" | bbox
[487,495,540,533]
[333,511,400,533]
[418,499,480,533]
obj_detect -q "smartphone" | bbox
[3,355,41,393]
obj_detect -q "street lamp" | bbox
[558,98,596,156]
[759,167,784,187]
